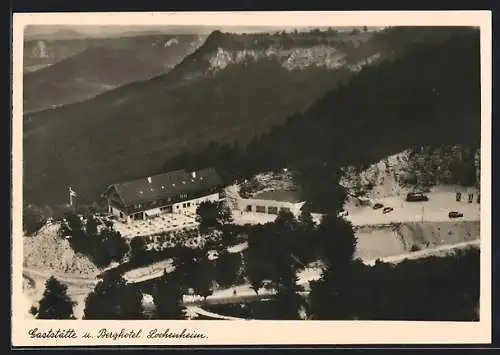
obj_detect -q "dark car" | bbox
[382,207,394,214]
[448,211,464,219]
[406,192,429,202]
[338,209,348,217]
[373,203,384,210]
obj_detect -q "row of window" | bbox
[247,205,291,214]
[132,193,190,210]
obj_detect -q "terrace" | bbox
[109,212,199,239]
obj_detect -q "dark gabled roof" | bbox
[105,168,222,206]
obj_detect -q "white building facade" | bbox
[236,197,305,217]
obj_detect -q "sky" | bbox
[25,25,384,40]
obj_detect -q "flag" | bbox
[69,187,78,198]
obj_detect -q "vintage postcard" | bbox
[11,11,492,346]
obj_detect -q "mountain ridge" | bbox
[23,27,479,207]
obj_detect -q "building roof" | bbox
[106,168,223,206]
[251,189,302,203]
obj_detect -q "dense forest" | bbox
[309,247,479,321]
[161,30,480,211]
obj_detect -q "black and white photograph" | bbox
[11,11,492,346]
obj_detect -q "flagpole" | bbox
[69,187,77,209]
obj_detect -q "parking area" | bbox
[345,191,480,226]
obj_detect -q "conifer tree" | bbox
[35,276,75,319]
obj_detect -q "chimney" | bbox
[192,171,196,178]
[147,177,152,183]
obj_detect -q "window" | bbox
[187,202,191,207]
[268,206,278,215]
[280,207,291,213]
[182,203,186,208]
[256,205,266,213]
[246,205,253,212]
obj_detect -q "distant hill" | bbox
[23,34,206,112]
[24,27,87,41]
[23,27,478,207]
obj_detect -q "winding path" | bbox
[363,239,480,266]
[186,305,246,320]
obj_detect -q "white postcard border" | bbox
[11,10,492,346]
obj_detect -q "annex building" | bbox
[236,189,306,217]
[102,168,223,223]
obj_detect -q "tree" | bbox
[245,252,267,294]
[85,215,99,235]
[100,228,129,263]
[129,236,148,265]
[215,250,242,287]
[63,212,84,234]
[221,224,242,247]
[298,203,315,230]
[196,200,233,230]
[315,213,357,269]
[35,276,75,319]
[309,262,367,320]
[192,258,215,299]
[23,204,48,236]
[59,212,90,254]
[173,248,214,299]
[309,249,480,321]
[152,270,185,319]
[274,210,298,231]
[247,269,265,294]
[83,273,144,319]
[271,252,303,320]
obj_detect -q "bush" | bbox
[23,204,49,236]
[410,244,421,252]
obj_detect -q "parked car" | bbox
[262,279,274,289]
[406,192,429,202]
[382,207,394,214]
[372,203,384,210]
[338,209,348,217]
[448,211,464,219]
